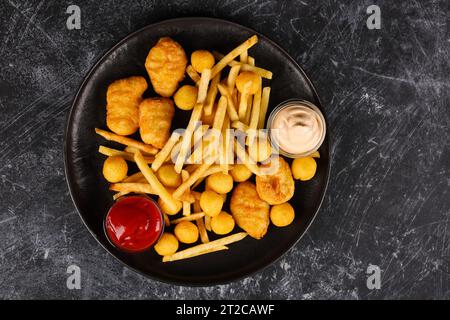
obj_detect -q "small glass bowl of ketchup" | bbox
[104,196,164,253]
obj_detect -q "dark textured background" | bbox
[0,0,448,299]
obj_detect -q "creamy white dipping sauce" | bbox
[270,103,324,156]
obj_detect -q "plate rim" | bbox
[64,16,331,287]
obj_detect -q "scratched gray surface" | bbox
[0,0,448,300]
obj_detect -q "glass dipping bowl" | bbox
[267,99,326,158]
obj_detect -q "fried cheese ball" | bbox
[206,173,233,194]
[230,164,252,182]
[158,193,182,216]
[174,221,199,244]
[145,37,187,97]
[102,156,128,183]
[291,157,317,181]
[139,98,174,149]
[154,233,179,256]
[200,190,223,217]
[191,50,215,73]
[235,71,260,95]
[174,85,198,110]
[157,164,181,188]
[270,203,295,227]
[211,211,235,235]
[106,76,147,136]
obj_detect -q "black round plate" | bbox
[65,17,330,286]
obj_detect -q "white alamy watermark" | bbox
[66,264,81,290]
[366,264,381,290]
[66,5,81,30]
[366,5,381,30]
[168,122,280,174]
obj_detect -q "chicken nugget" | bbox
[106,76,147,135]
[255,157,295,205]
[230,181,269,239]
[145,37,187,97]
[139,98,174,149]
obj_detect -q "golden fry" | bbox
[186,65,201,83]
[204,72,221,116]
[134,151,182,213]
[217,84,238,121]
[163,246,228,262]
[109,182,155,195]
[151,132,181,171]
[210,35,258,78]
[258,87,271,129]
[197,69,211,104]
[162,232,247,262]
[196,217,209,243]
[95,128,158,155]
[171,212,205,224]
[98,146,154,163]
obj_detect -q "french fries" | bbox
[98,146,154,163]
[174,103,203,173]
[204,72,221,116]
[134,151,182,213]
[210,35,258,78]
[170,212,205,224]
[246,80,262,144]
[213,51,273,79]
[217,84,239,121]
[162,232,247,262]
[258,87,271,129]
[204,215,212,231]
[173,162,212,199]
[164,246,228,262]
[186,65,201,83]
[152,132,181,171]
[181,170,191,216]
[212,96,228,131]
[109,182,156,195]
[227,65,241,93]
[231,120,249,131]
[197,69,211,104]
[196,217,209,243]
[95,128,159,155]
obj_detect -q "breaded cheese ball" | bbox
[230,164,252,182]
[291,157,317,181]
[211,211,235,235]
[174,221,199,244]
[200,190,223,217]
[102,156,128,183]
[206,173,233,194]
[191,50,215,73]
[270,203,295,227]
[154,233,179,256]
[174,85,198,110]
[157,164,182,188]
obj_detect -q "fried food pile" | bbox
[95,34,320,262]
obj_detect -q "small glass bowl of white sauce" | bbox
[267,99,326,158]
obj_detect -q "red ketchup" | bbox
[105,196,163,252]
